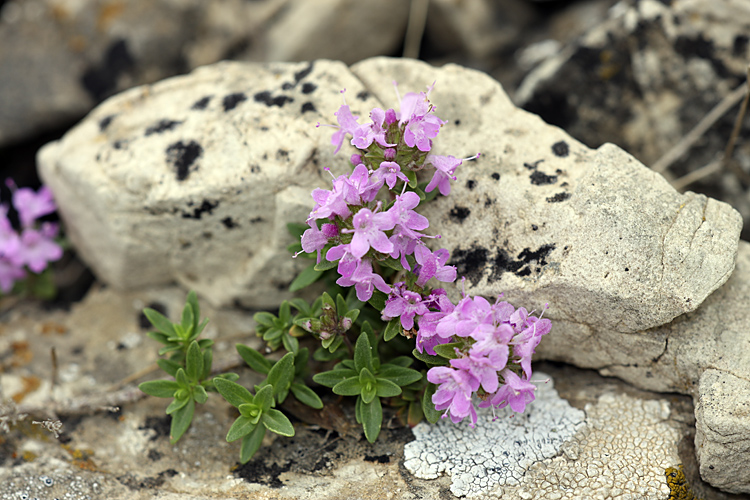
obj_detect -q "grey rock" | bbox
[514,0,750,239]
[695,370,750,494]
[0,0,409,148]
[38,59,376,309]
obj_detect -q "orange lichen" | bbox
[11,375,41,403]
[63,444,100,471]
[40,321,68,335]
[666,465,703,500]
[97,1,125,32]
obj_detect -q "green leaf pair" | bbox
[213,379,295,464]
[313,332,422,442]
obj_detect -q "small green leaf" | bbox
[194,318,209,339]
[314,259,338,271]
[332,376,363,396]
[411,348,449,366]
[383,318,402,342]
[386,356,413,368]
[166,396,189,415]
[254,384,275,413]
[368,290,388,311]
[313,369,356,388]
[325,335,344,354]
[185,341,203,381]
[290,382,323,409]
[422,383,442,424]
[282,333,299,355]
[377,365,423,386]
[254,312,276,327]
[213,378,254,408]
[186,290,201,329]
[263,328,283,342]
[144,308,176,336]
[201,348,213,380]
[375,378,402,398]
[343,309,360,324]
[156,359,181,378]
[313,346,346,362]
[353,332,374,374]
[359,396,382,443]
[262,408,295,437]
[239,424,266,464]
[408,400,424,427]
[286,222,309,239]
[404,169,418,188]
[193,384,208,404]
[290,263,323,292]
[181,301,195,337]
[158,345,182,356]
[289,298,312,315]
[278,301,292,323]
[236,344,272,374]
[226,415,257,442]
[169,398,195,444]
[265,352,294,401]
[432,342,463,359]
[336,294,348,317]
[146,331,170,345]
[175,368,189,387]
[139,379,178,398]
[239,403,262,424]
[197,338,213,349]
[378,257,404,271]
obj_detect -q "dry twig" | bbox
[403,0,429,59]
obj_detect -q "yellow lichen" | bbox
[666,465,703,500]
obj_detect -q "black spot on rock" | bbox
[80,39,135,101]
[491,173,500,180]
[294,62,314,83]
[733,35,749,57]
[139,415,171,442]
[449,206,471,223]
[221,217,238,229]
[281,82,294,90]
[530,170,558,185]
[492,244,555,280]
[546,192,571,203]
[147,449,162,461]
[524,160,544,170]
[251,165,261,173]
[234,459,291,488]
[551,141,569,157]
[277,149,289,158]
[301,102,316,113]
[166,140,203,181]
[181,199,219,219]
[466,180,476,190]
[531,224,538,231]
[191,96,212,110]
[223,92,248,112]
[364,454,390,463]
[674,34,731,78]
[301,82,317,94]
[357,90,370,101]
[250,216,265,223]
[113,140,126,150]
[254,91,294,107]
[99,114,117,132]
[145,119,183,136]
[484,196,493,207]
[449,246,488,285]
[454,119,461,125]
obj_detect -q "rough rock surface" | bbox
[404,374,587,497]
[0,286,728,500]
[37,56,747,491]
[405,383,680,499]
[516,0,750,239]
[0,0,409,148]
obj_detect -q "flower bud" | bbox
[340,317,353,331]
[384,108,397,125]
[383,148,396,161]
[350,153,362,165]
[319,330,332,340]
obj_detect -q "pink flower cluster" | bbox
[425,294,551,427]
[306,83,550,427]
[0,182,62,292]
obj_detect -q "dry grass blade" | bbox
[653,82,747,174]
[403,0,430,59]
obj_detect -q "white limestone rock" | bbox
[403,374,680,499]
[350,57,742,334]
[38,60,377,309]
[694,369,750,494]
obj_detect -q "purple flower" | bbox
[0,258,25,293]
[414,245,456,287]
[385,191,428,240]
[483,369,536,413]
[326,244,359,278]
[17,225,62,273]
[427,366,479,427]
[425,155,462,196]
[331,101,361,155]
[436,295,494,339]
[309,185,350,221]
[383,288,429,330]
[372,161,408,190]
[450,355,502,394]
[13,186,56,228]
[336,259,391,302]
[0,207,20,261]
[343,208,394,259]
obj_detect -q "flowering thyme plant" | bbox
[141,83,551,464]
[0,180,63,297]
